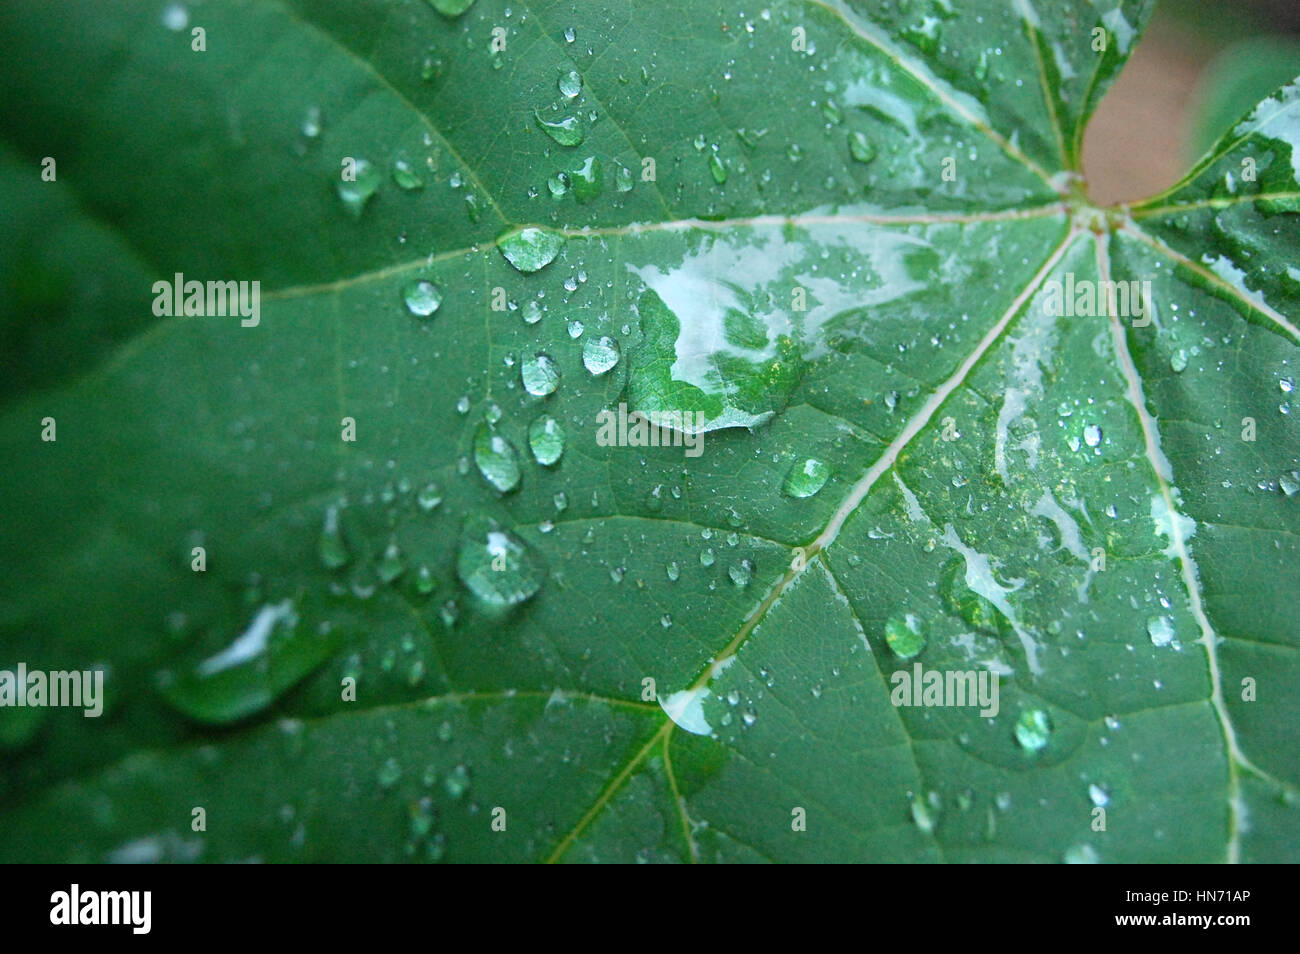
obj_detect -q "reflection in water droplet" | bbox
[474,423,522,493]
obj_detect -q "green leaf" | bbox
[0,0,1296,864]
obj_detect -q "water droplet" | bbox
[402,279,443,317]
[301,106,322,139]
[568,155,602,201]
[615,165,634,192]
[666,561,680,581]
[1014,709,1051,752]
[848,130,877,164]
[319,505,349,569]
[582,335,620,375]
[1064,843,1099,864]
[376,540,406,584]
[728,559,753,587]
[415,565,436,595]
[1088,783,1110,807]
[782,458,830,498]
[522,300,543,325]
[521,353,560,396]
[559,70,583,98]
[699,548,715,567]
[1083,424,1102,447]
[392,158,424,190]
[417,483,443,512]
[708,152,728,184]
[456,518,543,608]
[162,3,189,31]
[553,490,568,512]
[473,423,522,493]
[547,173,570,197]
[535,111,584,146]
[1169,348,1188,373]
[821,99,843,124]
[528,415,565,466]
[567,319,584,338]
[158,601,338,724]
[444,764,471,798]
[1281,472,1300,497]
[337,158,382,217]
[378,757,403,789]
[499,227,565,273]
[660,613,673,628]
[884,615,926,659]
[1281,377,1295,394]
[563,26,576,42]
[1146,615,1175,647]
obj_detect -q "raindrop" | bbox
[1146,615,1175,647]
[319,505,349,569]
[559,70,583,98]
[666,561,680,581]
[1083,424,1102,447]
[708,152,728,185]
[728,559,753,587]
[392,159,424,190]
[1014,709,1051,752]
[535,111,584,146]
[848,130,876,164]
[376,540,406,584]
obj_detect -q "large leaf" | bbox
[0,0,1296,863]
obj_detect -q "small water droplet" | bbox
[1088,783,1110,807]
[567,319,584,338]
[666,561,680,581]
[392,158,424,190]
[1083,424,1102,447]
[848,130,876,164]
[319,505,349,569]
[337,158,382,217]
[1169,348,1188,373]
[378,757,403,789]
[1146,615,1175,647]
[728,559,753,587]
[708,152,727,184]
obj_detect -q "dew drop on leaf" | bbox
[528,415,565,466]
[1014,709,1052,752]
[535,111,584,146]
[884,615,926,659]
[521,353,560,396]
[783,458,830,498]
[582,335,620,374]
[336,158,381,217]
[402,279,443,317]
[456,518,544,609]
[473,423,522,493]
[499,227,565,273]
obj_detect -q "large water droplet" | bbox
[499,227,565,273]
[337,159,382,217]
[583,335,620,375]
[473,424,522,493]
[158,601,338,724]
[783,458,830,498]
[456,518,544,608]
[1146,615,1175,647]
[535,111,584,146]
[569,155,602,201]
[884,615,926,659]
[521,353,560,396]
[403,279,443,317]
[528,415,565,465]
